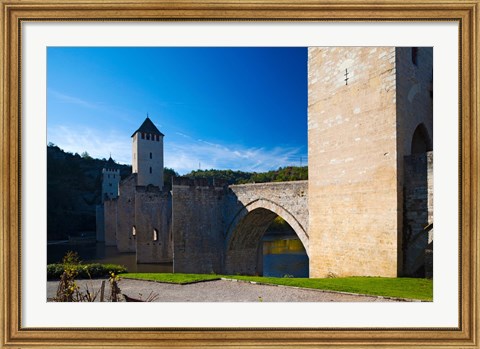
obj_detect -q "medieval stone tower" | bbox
[308,47,433,278]
[101,157,120,202]
[132,116,164,189]
[101,116,173,263]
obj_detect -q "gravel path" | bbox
[48,278,401,302]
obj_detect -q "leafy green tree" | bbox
[81,151,92,160]
[164,167,179,189]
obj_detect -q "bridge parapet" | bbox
[172,176,228,188]
[227,180,308,239]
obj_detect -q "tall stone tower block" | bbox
[308,47,432,278]
[101,157,120,202]
[131,117,165,189]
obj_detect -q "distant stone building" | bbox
[98,47,433,278]
[102,157,120,201]
[95,157,120,242]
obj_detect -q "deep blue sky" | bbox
[47,47,307,174]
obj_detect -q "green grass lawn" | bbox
[120,273,432,301]
[121,272,221,284]
[228,275,432,301]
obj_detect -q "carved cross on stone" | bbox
[344,68,349,85]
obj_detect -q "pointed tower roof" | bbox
[131,117,164,137]
[104,156,118,170]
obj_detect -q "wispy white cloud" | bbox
[175,132,191,139]
[165,135,306,175]
[48,125,131,164]
[49,89,103,110]
[48,125,307,175]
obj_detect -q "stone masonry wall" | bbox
[395,47,433,159]
[403,151,433,276]
[172,179,309,275]
[308,47,399,277]
[395,47,433,271]
[103,200,117,246]
[95,204,105,242]
[172,178,227,274]
[116,175,136,252]
[132,133,164,188]
[135,186,172,263]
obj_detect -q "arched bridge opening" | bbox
[224,199,309,276]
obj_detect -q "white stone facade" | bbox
[132,130,164,189]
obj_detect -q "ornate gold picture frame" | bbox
[1,0,478,347]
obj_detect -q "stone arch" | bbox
[411,123,432,155]
[224,198,309,275]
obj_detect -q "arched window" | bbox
[411,123,432,154]
[150,152,152,159]
[149,167,152,174]
[411,47,419,66]
[132,226,136,236]
[153,229,158,241]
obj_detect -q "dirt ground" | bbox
[47,278,402,302]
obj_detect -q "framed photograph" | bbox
[1,0,478,348]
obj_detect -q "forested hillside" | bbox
[47,144,132,240]
[185,166,308,184]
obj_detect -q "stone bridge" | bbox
[171,178,308,275]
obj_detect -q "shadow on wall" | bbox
[402,123,433,277]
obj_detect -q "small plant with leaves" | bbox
[54,266,79,302]
[53,252,120,302]
[109,272,122,302]
[62,250,81,265]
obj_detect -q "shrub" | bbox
[47,263,127,280]
[47,264,65,280]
